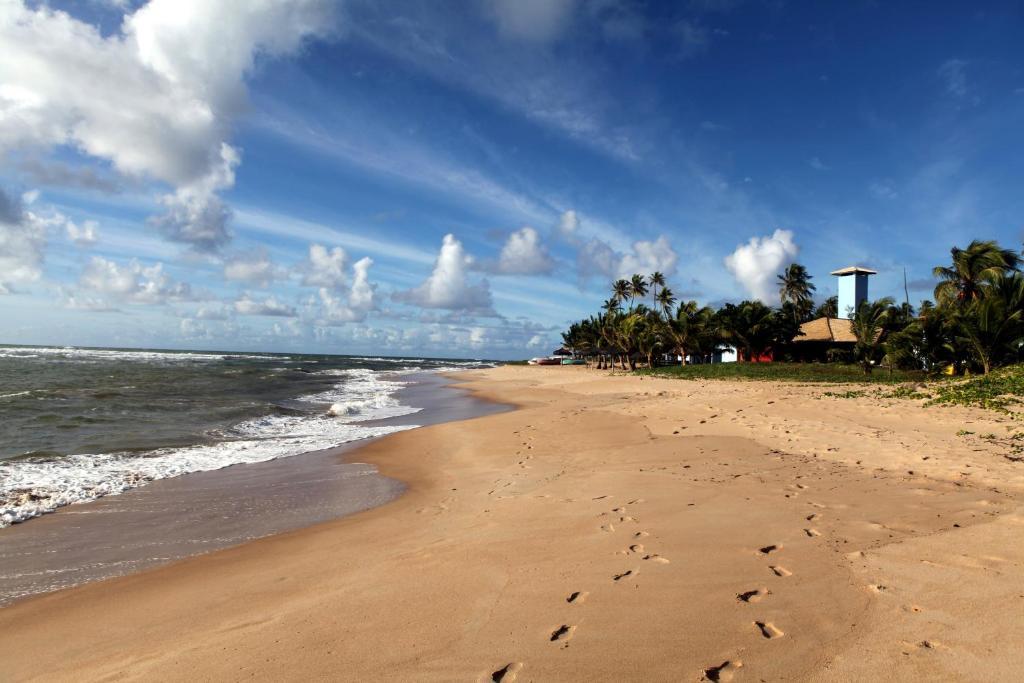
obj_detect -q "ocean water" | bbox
[0,345,492,527]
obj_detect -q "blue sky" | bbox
[1,0,1022,359]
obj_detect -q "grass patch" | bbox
[927,364,1024,413]
[640,362,928,384]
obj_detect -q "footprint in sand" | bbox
[736,588,770,603]
[549,624,577,644]
[643,554,670,564]
[634,531,650,538]
[600,523,615,533]
[755,621,785,639]
[703,660,743,682]
[488,662,523,682]
[613,569,637,582]
[804,528,821,537]
[769,565,792,577]
[629,543,645,553]
[759,544,783,555]
[566,591,588,604]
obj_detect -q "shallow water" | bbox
[0,372,507,605]
[0,345,492,526]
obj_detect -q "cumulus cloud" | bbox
[723,229,799,302]
[485,0,577,42]
[299,243,348,288]
[79,255,197,304]
[555,210,580,241]
[223,248,279,287]
[0,0,337,249]
[234,293,297,317]
[577,235,679,281]
[394,234,493,313]
[317,256,376,324]
[491,226,554,275]
[0,187,47,292]
[66,219,99,247]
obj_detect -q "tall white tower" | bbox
[830,266,877,319]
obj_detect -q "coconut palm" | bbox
[933,240,1020,306]
[612,279,631,307]
[717,300,777,362]
[954,272,1024,374]
[629,274,648,310]
[851,297,894,374]
[667,300,715,365]
[649,271,666,309]
[777,263,816,322]
[813,296,838,318]
[656,286,676,319]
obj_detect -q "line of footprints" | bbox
[488,493,817,682]
[704,499,819,682]
[487,498,669,682]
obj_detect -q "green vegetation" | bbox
[638,362,925,384]
[927,363,1024,412]
[562,239,1024,379]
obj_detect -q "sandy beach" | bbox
[2,365,1023,681]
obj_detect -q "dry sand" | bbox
[2,365,1023,681]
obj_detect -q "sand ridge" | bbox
[0,365,1021,681]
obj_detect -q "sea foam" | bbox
[0,368,420,528]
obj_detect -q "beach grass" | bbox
[638,362,929,384]
[927,364,1024,412]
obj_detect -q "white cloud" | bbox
[809,156,829,171]
[493,226,554,275]
[234,293,297,317]
[0,0,337,249]
[195,304,231,320]
[723,229,799,302]
[79,255,196,304]
[223,248,278,287]
[300,243,348,288]
[66,219,99,247]
[317,256,376,324]
[555,209,580,242]
[394,234,493,313]
[0,187,46,292]
[938,58,968,98]
[674,20,711,58]
[618,236,678,277]
[577,234,679,281]
[486,0,577,42]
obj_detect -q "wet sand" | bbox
[1,366,1022,681]
[0,372,507,606]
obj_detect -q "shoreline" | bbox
[0,370,507,607]
[1,366,1022,681]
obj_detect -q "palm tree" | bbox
[813,296,838,319]
[629,274,648,310]
[656,286,676,319]
[777,263,816,323]
[718,301,777,362]
[954,272,1024,374]
[851,297,894,374]
[649,271,666,309]
[933,240,1020,306]
[667,300,715,365]
[602,298,620,313]
[612,279,631,308]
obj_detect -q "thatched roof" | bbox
[795,316,857,343]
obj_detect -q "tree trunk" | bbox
[677,346,685,366]
[647,352,654,369]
